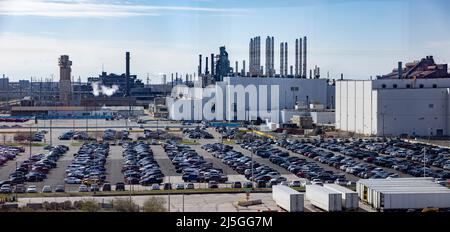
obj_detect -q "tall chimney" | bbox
[284,42,288,76]
[205,56,209,75]
[171,73,174,86]
[295,39,299,76]
[303,36,307,78]
[398,61,403,79]
[235,61,239,76]
[242,60,246,76]
[290,65,293,76]
[211,53,214,76]
[126,52,130,78]
[198,54,202,76]
[280,42,284,77]
[299,38,302,78]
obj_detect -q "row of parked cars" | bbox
[183,128,213,139]
[202,143,288,188]
[0,145,24,166]
[164,140,227,183]
[5,145,69,185]
[59,131,95,140]
[215,127,239,140]
[64,142,109,185]
[239,140,350,186]
[122,141,165,185]
[307,138,450,181]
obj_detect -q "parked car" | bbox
[231,181,242,188]
[208,181,219,188]
[42,185,52,193]
[13,184,26,193]
[90,184,100,192]
[102,183,112,191]
[185,183,195,189]
[79,184,89,192]
[163,183,172,190]
[115,182,125,191]
[151,184,160,190]
[0,184,12,193]
[55,185,65,192]
[26,185,38,193]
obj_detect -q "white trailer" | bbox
[272,185,304,212]
[324,184,359,210]
[305,185,342,212]
[357,178,450,210]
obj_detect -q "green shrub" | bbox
[112,198,139,212]
[143,197,167,212]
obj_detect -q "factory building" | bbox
[167,76,334,123]
[336,56,450,136]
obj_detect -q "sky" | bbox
[0,0,450,83]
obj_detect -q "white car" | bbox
[289,180,301,187]
[26,185,38,193]
[175,183,185,190]
[79,184,89,192]
[151,184,160,190]
[311,179,324,186]
[185,183,195,189]
[334,178,348,185]
[280,181,289,186]
[65,177,82,184]
[42,185,52,193]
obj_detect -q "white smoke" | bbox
[92,82,119,97]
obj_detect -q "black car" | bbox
[115,182,125,191]
[231,181,242,188]
[163,183,172,190]
[102,183,112,191]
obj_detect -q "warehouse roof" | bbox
[357,178,450,194]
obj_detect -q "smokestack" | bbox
[242,60,246,76]
[163,74,166,84]
[266,36,270,76]
[299,38,302,78]
[205,56,209,75]
[235,61,239,76]
[249,38,253,76]
[271,36,274,76]
[284,42,288,76]
[171,73,174,86]
[310,69,312,79]
[303,36,307,78]
[398,61,403,79]
[211,53,214,76]
[176,72,178,83]
[280,42,284,77]
[295,39,299,76]
[126,52,130,78]
[198,54,202,76]
[290,65,293,76]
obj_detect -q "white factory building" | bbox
[336,78,450,136]
[167,76,335,123]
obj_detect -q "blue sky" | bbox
[0,0,449,83]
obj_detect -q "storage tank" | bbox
[272,185,304,212]
[306,184,342,212]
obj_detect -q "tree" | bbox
[80,199,101,212]
[143,197,167,212]
[113,198,139,212]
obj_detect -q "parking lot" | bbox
[1,118,449,195]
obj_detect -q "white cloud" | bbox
[0,0,244,18]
